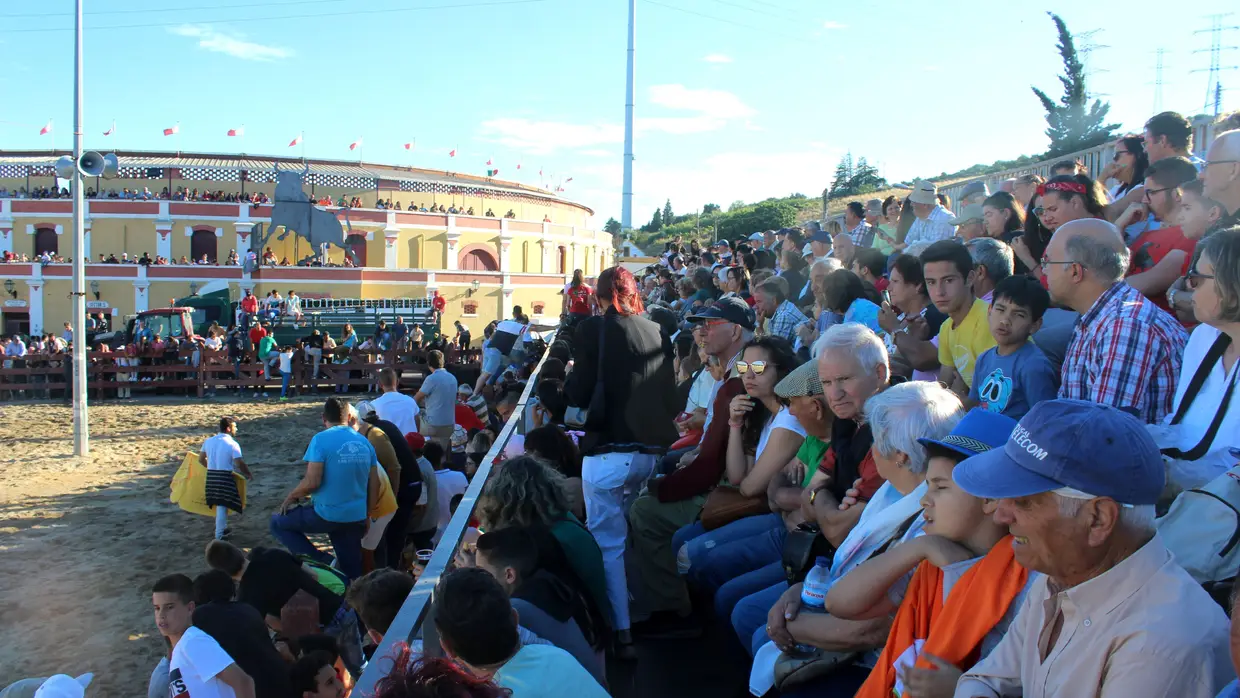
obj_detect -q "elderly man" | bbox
[952,399,1231,697]
[1045,219,1187,422]
[904,178,957,247]
[1202,129,1240,231]
[965,237,1014,303]
[807,227,833,263]
[844,202,874,248]
[628,297,754,640]
[728,325,900,656]
[754,277,809,344]
[950,204,985,240]
[830,231,856,269]
[959,180,990,206]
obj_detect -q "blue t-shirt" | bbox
[303,425,375,523]
[969,342,1060,419]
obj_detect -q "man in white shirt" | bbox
[151,574,255,698]
[371,366,419,436]
[904,178,957,247]
[200,417,251,540]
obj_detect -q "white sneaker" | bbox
[263,392,269,398]
[253,392,260,398]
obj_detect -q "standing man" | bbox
[151,574,255,698]
[1046,219,1188,422]
[389,316,410,353]
[904,179,957,247]
[453,321,471,352]
[414,349,459,448]
[200,417,252,541]
[371,367,420,436]
[270,397,379,580]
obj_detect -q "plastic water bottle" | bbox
[792,556,831,655]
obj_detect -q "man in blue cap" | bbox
[951,399,1231,698]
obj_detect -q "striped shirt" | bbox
[904,207,957,247]
[1059,282,1188,423]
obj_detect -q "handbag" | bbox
[699,485,771,531]
[564,318,607,430]
[782,522,837,585]
[775,649,860,692]
[1162,334,1236,461]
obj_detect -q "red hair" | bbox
[596,266,644,316]
[373,646,511,698]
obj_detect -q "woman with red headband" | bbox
[1034,174,1109,232]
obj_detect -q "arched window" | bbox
[460,248,499,271]
[190,230,217,263]
[557,246,567,274]
[34,228,58,257]
[346,234,368,267]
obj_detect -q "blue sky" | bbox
[0,0,1232,227]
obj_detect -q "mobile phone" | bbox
[882,289,891,305]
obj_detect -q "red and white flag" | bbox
[564,177,573,183]
[288,133,302,147]
[163,124,179,136]
[403,141,415,150]
[539,168,543,176]
[486,158,493,166]
[103,121,115,136]
[227,126,245,137]
[349,137,363,151]
[39,120,52,136]
[517,163,522,170]
[449,148,457,157]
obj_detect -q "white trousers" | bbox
[581,451,656,632]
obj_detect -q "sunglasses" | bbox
[1032,206,1046,218]
[1186,269,1216,290]
[1112,150,1132,161]
[735,360,767,375]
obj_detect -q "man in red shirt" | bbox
[239,289,259,327]
[248,322,267,349]
[1123,156,1200,313]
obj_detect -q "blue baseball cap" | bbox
[809,230,833,244]
[953,399,1165,506]
[918,408,1017,460]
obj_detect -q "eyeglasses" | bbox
[1040,253,1079,268]
[1112,151,1131,161]
[1032,206,1046,218]
[1186,269,1216,289]
[735,360,767,375]
[1143,185,1175,200]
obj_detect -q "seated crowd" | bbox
[8,113,1240,698]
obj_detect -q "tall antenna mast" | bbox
[1150,48,1166,114]
[1193,13,1238,117]
[1077,28,1111,101]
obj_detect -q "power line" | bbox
[0,0,548,34]
[1192,13,1239,117]
[705,0,799,21]
[0,0,345,19]
[1076,28,1111,101]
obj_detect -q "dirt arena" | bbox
[0,397,328,695]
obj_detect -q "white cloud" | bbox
[648,84,755,119]
[703,53,733,64]
[822,20,848,29]
[478,118,622,155]
[169,25,293,62]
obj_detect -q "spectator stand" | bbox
[351,346,551,696]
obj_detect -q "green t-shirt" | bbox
[797,435,830,488]
[258,335,276,357]
[874,224,897,256]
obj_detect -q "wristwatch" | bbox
[1166,287,1179,308]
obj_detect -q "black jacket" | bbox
[565,308,679,456]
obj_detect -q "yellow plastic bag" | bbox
[170,452,248,517]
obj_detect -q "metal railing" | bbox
[351,347,552,696]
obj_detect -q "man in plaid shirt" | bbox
[754,276,809,344]
[845,202,875,248]
[1046,219,1188,423]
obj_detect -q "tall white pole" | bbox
[621,0,635,233]
[72,0,89,457]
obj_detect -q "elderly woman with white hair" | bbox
[728,324,965,659]
[744,378,965,695]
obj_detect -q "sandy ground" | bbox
[0,397,329,696]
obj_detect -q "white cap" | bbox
[748,232,764,241]
[33,675,93,698]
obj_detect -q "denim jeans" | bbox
[733,580,789,656]
[677,513,783,588]
[280,370,291,397]
[269,504,366,580]
[581,451,656,631]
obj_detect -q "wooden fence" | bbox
[0,346,482,401]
